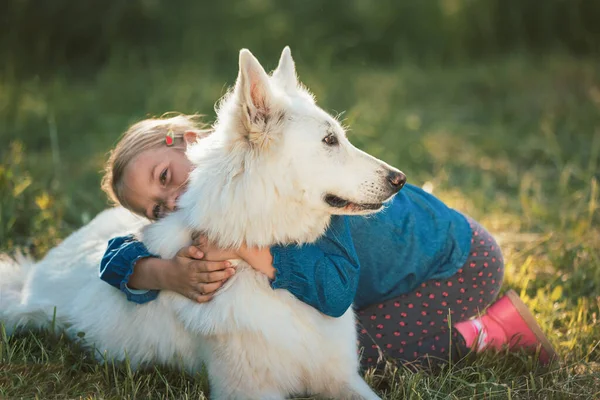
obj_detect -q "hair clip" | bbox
[165,129,175,146]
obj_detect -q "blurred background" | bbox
[0,1,599,397]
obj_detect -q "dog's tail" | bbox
[0,253,45,336]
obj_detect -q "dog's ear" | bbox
[272,46,298,94]
[235,49,274,137]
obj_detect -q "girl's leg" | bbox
[357,216,504,369]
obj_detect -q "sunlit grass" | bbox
[1,54,599,398]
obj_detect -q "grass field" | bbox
[1,53,599,399]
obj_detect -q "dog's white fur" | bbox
[0,48,403,399]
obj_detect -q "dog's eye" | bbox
[322,134,338,146]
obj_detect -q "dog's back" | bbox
[0,208,203,372]
[0,207,141,335]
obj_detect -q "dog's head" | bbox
[180,47,406,247]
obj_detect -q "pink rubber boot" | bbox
[455,290,557,365]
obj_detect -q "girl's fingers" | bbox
[193,292,213,304]
[201,249,239,262]
[176,246,191,258]
[191,231,202,242]
[192,234,208,247]
[188,246,204,259]
[177,246,204,260]
[197,268,235,283]
[198,280,225,294]
[193,260,232,273]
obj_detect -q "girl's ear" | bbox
[183,131,200,146]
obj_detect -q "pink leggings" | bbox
[357,216,504,369]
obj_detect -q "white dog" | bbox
[0,47,405,399]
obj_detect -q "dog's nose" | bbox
[387,170,406,191]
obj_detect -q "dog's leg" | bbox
[208,365,288,400]
[256,394,286,400]
[206,340,288,400]
[210,382,285,400]
[323,375,381,400]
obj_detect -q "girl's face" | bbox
[122,142,194,220]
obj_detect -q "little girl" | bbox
[99,114,556,369]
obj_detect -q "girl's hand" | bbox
[237,244,276,279]
[193,233,276,280]
[162,245,236,303]
[193,234,239,262]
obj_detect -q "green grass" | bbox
[1,54,599,399]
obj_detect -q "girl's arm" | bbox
[270,216,360,318]
[100,235,160,303]
[99,235,235,303]
[200,216,360,318]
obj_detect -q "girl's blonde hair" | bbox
[101,114,211,210]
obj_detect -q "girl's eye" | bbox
[152,204,162,220]
[160,168,168,185]
[322,134,338,146]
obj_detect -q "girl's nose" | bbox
[166,192,180,211]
